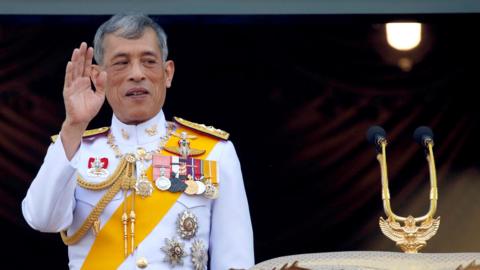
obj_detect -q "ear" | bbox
[164,60,175,88]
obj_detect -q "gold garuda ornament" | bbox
[367,126,440,253]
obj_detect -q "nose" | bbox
[128,61,146,82]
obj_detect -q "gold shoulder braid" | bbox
[51,127,110,143]
[61,156,136,245]
[174,117,229,140]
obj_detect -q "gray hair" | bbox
[93,13,168,65]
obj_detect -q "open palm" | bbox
[63,42,106,126]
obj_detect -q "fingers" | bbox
[64,61,73,89]
[70,42,89,80]
[76,42,87,78]
[66,42,95,94]
[83,47,94,77]
[70,48,79,80]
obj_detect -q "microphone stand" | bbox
[376,139,440,253]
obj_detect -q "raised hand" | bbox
[60,42,107,160]
[63,42,106,126]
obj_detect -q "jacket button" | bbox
[136,257,148,268]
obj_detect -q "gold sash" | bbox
[81,125,220,270]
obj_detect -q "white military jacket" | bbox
[22,111,254,270]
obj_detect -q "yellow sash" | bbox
[81,125,220,270]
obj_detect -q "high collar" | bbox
[110,110,168,146]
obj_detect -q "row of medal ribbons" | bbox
[152,155,219,197]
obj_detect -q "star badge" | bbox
[161,237,188,266]
[191,239,208,270]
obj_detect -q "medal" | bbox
[135,171,153,198]
[155,176,171,191]
[153,154,218,196]
[87,157,109,178]
[177,210,198,240]
[195,181,206,195]
[203,180,218,199]
[191,239,208,270]
[155,167,171,191]
[161,237,187,266]
[168,177,187,193]
[188,159,204,195]
[134,148,154,197]
[202,160,219,199]
[155,168,171,191]
[168,157,187,192]
[153,155,172,191]
[184,179,198,195]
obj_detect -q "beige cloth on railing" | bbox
[251,251,480,270]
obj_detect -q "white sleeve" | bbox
[21,135,80,232]
[209,141,255,270]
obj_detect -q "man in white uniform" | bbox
[22,13,254,270]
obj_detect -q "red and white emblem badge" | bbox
[87,157,109,178]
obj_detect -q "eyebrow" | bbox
[141,51,159,58]
[111,51,160,60]
[111,52,129,60]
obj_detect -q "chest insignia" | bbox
[87,157,110,178]
[164,131,206,158]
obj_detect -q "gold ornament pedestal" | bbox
[375,138,440,253]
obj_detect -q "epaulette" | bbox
[50,127,110,143]
[174,117,229,140]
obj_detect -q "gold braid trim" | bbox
[77,158,127,190]
[61,179,122,245]
[61,158,134,245]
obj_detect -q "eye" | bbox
[143,58,158,66]
[114,61,128,66]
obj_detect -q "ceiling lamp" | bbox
[386,22,422,51]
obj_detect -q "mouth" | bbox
[125,87,149,97]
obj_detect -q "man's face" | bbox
[100,27,174,124]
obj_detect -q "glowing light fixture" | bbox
[386,23,422,51]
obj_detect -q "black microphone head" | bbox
[366,125,386,145]
[413,126,434,145]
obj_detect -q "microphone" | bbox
[413,126,434,147]
[366,125,387,150]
